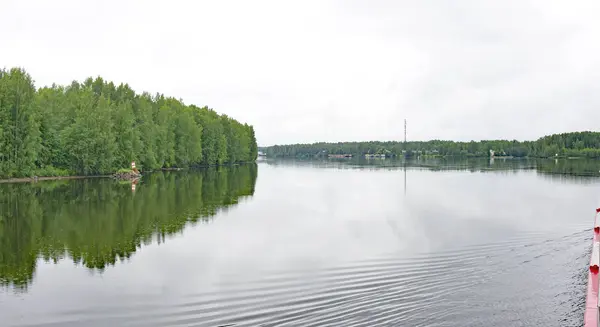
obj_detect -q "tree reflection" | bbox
[0,165,257,290]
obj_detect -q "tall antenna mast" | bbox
[404,119,407,144]
[404,118,407,194]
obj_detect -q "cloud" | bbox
[1,0,599,145]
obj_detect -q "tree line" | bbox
[0,165,257,289]
[260,132,600,159]
[0,68,258,177]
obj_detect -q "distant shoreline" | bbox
[259,131,600,159]
[261,154,597,160]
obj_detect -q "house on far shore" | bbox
[328,154,352,158]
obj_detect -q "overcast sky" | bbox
[2,0,600,145]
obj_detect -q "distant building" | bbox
[489,149,495,157]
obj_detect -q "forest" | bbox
[0,68,258,178]
[261,132,600,159]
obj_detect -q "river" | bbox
[1,158,599,326]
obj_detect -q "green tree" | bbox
[62,93,115,174]
[0,68,40,177]
[112,100,137,169]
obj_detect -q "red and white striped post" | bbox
[131,161,137,192]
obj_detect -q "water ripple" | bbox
[8,227,590,327]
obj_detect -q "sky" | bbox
[2,0,600,146]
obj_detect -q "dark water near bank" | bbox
[1,158,600,326]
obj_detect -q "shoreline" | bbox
[0,175,109,184]
[0,162,258,184]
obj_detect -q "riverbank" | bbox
[0,175,109,184]
[0,162,258,184]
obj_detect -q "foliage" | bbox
[261,132,600,159]
[0,68,258,177]
[0,68,40,177]
[34,166,71,177]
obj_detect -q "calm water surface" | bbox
[1,159,600,326]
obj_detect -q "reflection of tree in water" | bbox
[0,164,257,290]
[535,159,600,179]
[266,157,600,181]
